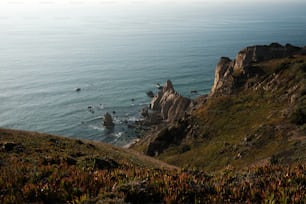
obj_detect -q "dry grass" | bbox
[1,129,305,203]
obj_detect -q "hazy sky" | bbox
[0,0,305,18]
[1,0,305,7]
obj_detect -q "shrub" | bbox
[300,63,306,72]
[178,144,191,154]
[290,106,306,125]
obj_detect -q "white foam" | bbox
[88,124,105,131]
[113,131,124,138]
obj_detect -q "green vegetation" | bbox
[1,129,305,203]
[145,55,306,171]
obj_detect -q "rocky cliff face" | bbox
[211,43,302,96]
[150,80,191,122]
[133,80,192,156]
[132,43,306,170]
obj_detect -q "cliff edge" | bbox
[132,43,306,171]
[211,43,302,96]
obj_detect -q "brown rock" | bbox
[210,43,302,96]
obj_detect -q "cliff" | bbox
[133,43,306,171]
[211,43,302,96]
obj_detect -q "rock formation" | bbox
[146,91,154,98]
[133,80,193,155]
[150,80,191,122]
[210,57,235,96]
[210,43,302,96]
[103,112,114,129]
[133,43,306,169]
[145,120,189,156]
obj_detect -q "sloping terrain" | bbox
[133,45,306,171]
[0,128,176,203]
[1,129,305,203]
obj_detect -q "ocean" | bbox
[1,1,306,146]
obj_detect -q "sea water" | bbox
[1,1,306,145]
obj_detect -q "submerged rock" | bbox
[103,112,115,129]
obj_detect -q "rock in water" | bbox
[141,107,149,117]
[146,90,154,98]
[103,112,114,129]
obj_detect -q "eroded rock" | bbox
[150,80,191,122]
[210,43,302,96]
[103,112,115,129]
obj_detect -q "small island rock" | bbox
[103,112,115,129]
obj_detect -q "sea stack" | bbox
[150,80,191,122]
[103,112,114,129]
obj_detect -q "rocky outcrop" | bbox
[135,80,192,155]
[131,43,306,172]
[211,43,302,96]
[146,91,154,98]
[150,80,191,122]
[146,121,188,156]
[211,57,235,96]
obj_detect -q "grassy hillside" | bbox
[0,128,176,203]
[1,128,305,203]
[133,54,306,172]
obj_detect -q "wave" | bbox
[87,124,105,131]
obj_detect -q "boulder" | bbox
[103,112,114,129]
[150,80,191,122]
